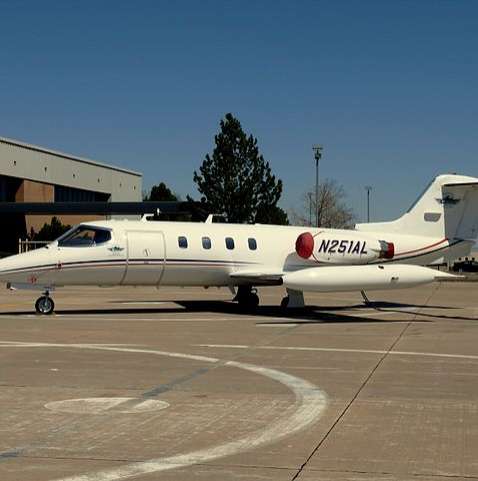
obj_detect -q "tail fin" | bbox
[356,174,478,240]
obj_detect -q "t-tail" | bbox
[356,174,478,260]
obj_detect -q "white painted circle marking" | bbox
[0,342,328,481]
[45,397,169,414]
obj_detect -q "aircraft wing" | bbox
[229,269,284,285]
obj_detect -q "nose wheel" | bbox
[35,294,55,315]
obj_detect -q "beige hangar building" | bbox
[0,136,142,253]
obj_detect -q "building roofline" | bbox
[0,136,142,177]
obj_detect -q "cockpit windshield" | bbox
[57,226,112,247]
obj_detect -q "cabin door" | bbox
[122,230,166,285]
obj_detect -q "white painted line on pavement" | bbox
[1,316,255,322]
[256,323,298,327]
[114,301,167,305]
[196,344,478,361]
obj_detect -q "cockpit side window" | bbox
[57,226,111,247]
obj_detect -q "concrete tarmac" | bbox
[0,282,477,480]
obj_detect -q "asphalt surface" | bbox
[0,282,477,481]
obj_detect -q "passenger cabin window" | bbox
[248,238,257,250]
[178,236,188,248]
[202,237,211,249]
[58,226,111,247]
[225,237,235,250]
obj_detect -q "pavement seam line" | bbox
[290,317,414,480]
[291,285,442,480]
[305,466,478,480]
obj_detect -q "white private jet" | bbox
[1,174,477,315]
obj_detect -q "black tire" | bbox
[249,293,259,309]
[280,296,289,309]
[35,296,55,315]
[238,293,259,311]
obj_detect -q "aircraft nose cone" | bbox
[0,248,50,285]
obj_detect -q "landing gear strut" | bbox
[360,290,371,306]
[35,291,55,315]
[235,285,259,310]
[281,289,305,309]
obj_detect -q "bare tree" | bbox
[290,179,355,228]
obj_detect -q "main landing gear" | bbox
[360,290,372,306]
[235,285,260,310]
[281,289,305,309]
[35,291,55,315]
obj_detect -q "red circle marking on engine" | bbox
[295,232,315,259]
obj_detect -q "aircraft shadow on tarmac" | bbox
[361,300,456,310]
[173,301,420,323]
[1,300,474,322]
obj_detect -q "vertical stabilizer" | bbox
[356,174,478,240]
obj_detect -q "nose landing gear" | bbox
[234,285,260,311]
[35,292,55,315]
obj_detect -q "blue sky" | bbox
[0,1,477,222]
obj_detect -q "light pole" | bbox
[312,145,323,227]
[365,185,372,223]
[308,192,313,226]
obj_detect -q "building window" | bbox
[225,237,235,250]
[0,175,21,201]
[248,238,257,250]
[55,185,110,202]
[202,237,211,249]
[178,236,188,248]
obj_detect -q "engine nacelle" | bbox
[295,231,394,265]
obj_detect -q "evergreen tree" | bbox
[33,217,71,241]
[144,182,178,201]
[193,113,287,224]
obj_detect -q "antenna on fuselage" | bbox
[205,214,227,224]
[141,208,161,222]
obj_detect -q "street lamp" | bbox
[308,192,313,226]
[312,145,323,227]
[365,185,372,223]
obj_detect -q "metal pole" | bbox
[367,190,370,222]
[315,158,319,226]
[365,186,372,223]
[308,193,312,226]
[312,145,323,227]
